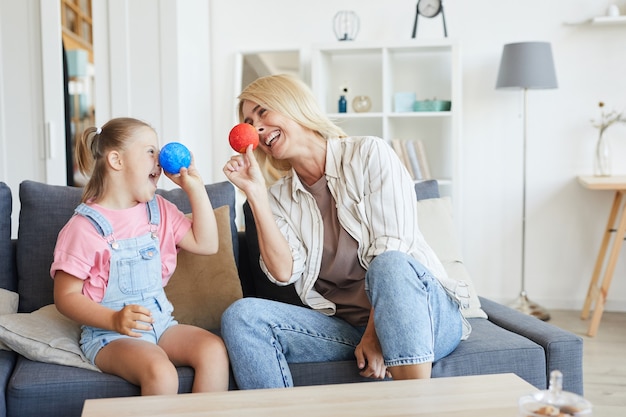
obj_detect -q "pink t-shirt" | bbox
[50,195,192,302]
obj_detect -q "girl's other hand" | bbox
[112,304,154,337]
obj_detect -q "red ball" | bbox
[229,123,259,153]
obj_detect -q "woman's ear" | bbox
[107,150,123,171]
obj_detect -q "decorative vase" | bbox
[352,95,371,113]
[333,11,360,41]
[594,130,611,177]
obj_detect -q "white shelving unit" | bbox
[310,40,462,207]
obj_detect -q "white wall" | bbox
[0,1,45,193]
[208,0,626,312]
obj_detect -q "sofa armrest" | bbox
[478,296,584,395]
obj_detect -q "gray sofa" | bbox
[0,180,583,417]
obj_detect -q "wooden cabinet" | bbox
[310,40,461,204]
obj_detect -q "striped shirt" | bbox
[261,136,469,336]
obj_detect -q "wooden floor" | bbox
[548,309,626,416]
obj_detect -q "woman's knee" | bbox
[369,251,415,274]
[366,252,438,304]
[222,298,268,325]
[367,251,414,285]
[220,297,278,341]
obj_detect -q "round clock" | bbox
[417,0,442,18]
[412,0,447,38]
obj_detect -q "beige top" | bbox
[304,175,370,327]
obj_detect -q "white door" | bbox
[39,0,67,185]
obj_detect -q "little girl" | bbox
[51,117,229,394]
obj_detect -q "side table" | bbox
[578,175,626,336]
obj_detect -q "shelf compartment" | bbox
[313,48,383,114]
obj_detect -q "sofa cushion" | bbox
[0,182,15,292]
[414,179,440,199]
[16,180,237,313]
[242,201,304,306]
[0,288,19,350]
[17,182,83,313]
[0,350,17,417]
[0,289,18,316]
[6,343,237,417]
[164,205,242,330]
[416,197,486,318]
[5,356,194,417]
[0,304,98,372]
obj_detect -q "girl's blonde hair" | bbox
[75,117,155,203]
[237,74,346,183]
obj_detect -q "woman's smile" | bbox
[265,130,281,147]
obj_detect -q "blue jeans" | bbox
[221,251,463,389]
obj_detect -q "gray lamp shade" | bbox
[496,42,558,90]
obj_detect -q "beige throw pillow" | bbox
[165,205,242,330]
[0,288,19,350]
[417,197,487,319]
[0,304,99,371]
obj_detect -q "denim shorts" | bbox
[80,300,178,365]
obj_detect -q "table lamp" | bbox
[496,41,558,321]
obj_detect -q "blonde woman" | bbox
[222,75,469,389]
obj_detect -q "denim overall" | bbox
[76,198,177,365]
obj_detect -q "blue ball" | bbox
[159,142,191,174]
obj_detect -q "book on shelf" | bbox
[403,140,422,180]
[389,138,431,181]
[414,139,431,180]
[390,139,414,179]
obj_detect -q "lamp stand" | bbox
[510,88,550,321]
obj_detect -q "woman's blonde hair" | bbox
[237,74,346,182]
[75,117,155,203]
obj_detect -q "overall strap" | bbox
[74,203,114,238]
[146,196,160,226]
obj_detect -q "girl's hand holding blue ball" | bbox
[159,142,191,174]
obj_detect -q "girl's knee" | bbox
[196,335,228,363]
[148,357,177,379]
[142,359,179,394]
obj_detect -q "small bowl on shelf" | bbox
[413,100,451,112]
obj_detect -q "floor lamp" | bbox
[496,42,558,321]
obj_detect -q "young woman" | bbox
[52,117,229,394]
[222,74,470,389]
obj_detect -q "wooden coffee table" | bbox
[81,373,535,417]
